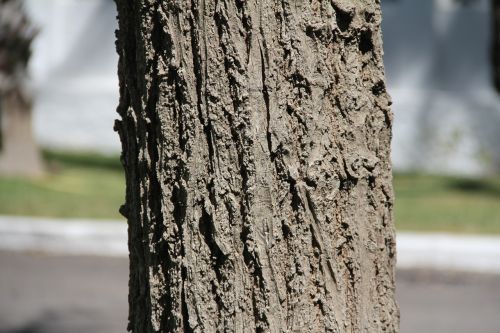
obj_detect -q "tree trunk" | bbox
[0,91,43,177]
[0,0,42,177]
[114,1,398,332]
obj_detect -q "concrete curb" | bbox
[0,216,127,257]
[1,216,500,273]
[397,232,500,273]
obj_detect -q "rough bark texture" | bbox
[114,0,398,332]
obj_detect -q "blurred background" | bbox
[1,0,500,332]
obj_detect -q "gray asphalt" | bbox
[1,251,499,333]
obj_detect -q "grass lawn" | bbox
[0,150,499,234]
[0,150,125,219]
[394,173,500,234]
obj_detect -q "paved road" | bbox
[0,252,127,333]
[1,251,499,333]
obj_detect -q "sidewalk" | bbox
[2,215,500,273]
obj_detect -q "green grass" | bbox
[1,150,499,233]
[394,173,500,234]
[0,150,125,219]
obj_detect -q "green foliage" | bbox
[42,149,122,171]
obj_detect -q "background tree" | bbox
[493,0,500,91]
[114,0,398,332]
[0,0,42,176]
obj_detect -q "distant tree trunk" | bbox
[0,0,42,177]
[114,1,398,332]
[493,0,500,91]
[0,90,42,176]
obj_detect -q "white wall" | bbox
[383,0,500,175]
[25,0,500,174]
[26,0,120,153]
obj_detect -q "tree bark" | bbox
[114,1,398,332]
